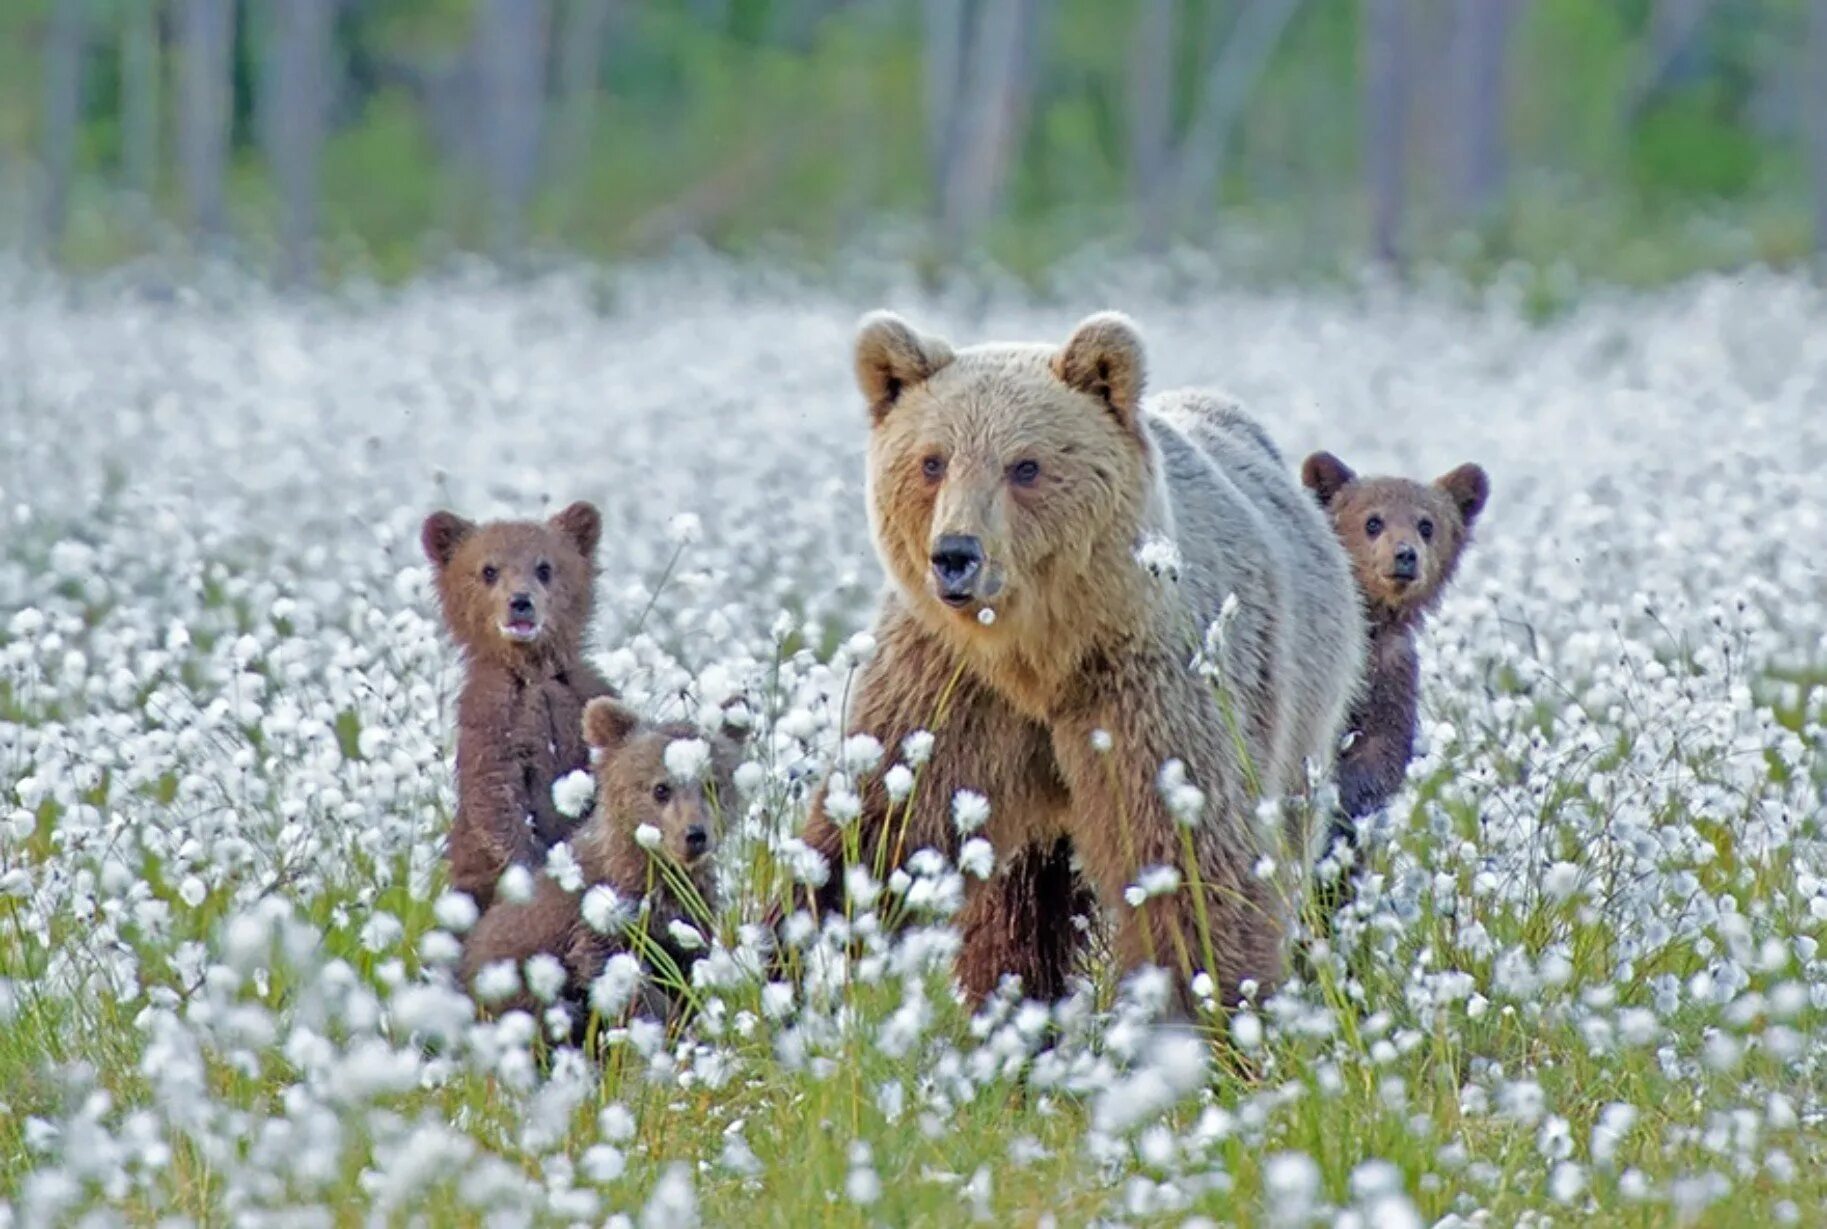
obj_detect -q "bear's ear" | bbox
[855,311,954,420]
[1300,452,1357,508]
[1435,463,1489,529]
[421,511,475,569]
[549,500,602,560]
[1054,312,1147,427]
[583,697,641,751]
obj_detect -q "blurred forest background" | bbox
[4,0,1827,287]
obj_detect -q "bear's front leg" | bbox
[953,835,1097,1005]
[788,604,1070,994]
[1050,650,1292,1016]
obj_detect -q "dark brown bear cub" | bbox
[422,501,613,913]
[1301,453,1489,852]
[458,697,745,1034]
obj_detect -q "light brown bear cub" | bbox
[458,697,744,1032]
[793,312,1365,1016]
[422,502,614,913]
[1300,453,1488,846]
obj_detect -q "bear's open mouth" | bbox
[499,619,542,643]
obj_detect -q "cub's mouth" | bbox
[499,618,543,643]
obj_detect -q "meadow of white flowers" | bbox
[1,254,1824,1226]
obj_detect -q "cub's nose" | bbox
[1391,544,1419,580]
[508,592,535,618]
[930,535,984,603]
[684,824,709,857]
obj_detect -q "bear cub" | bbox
[1301,453,1489,848]
[422,501,614,913]
[459,697,745,1034]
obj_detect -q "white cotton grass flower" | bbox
[1156,758,1205,826]
[664,737,711,781]
[433,891,479,934]
[841,733,883,774]
[642,1163,698,1229]
[884,763,915,801]
[474,960,521,1006]
[524,953,567,1004]
[1133,532,1182,581]
[1124,865,1181,907]
[581,885,629,934]
[902,730,935,767]
[951,789,990,835]
[590,953,645,1018]
[665,512,703,545]
[667,919,705,951]
[958,837,994,879]
[545,842,585,893]
[552,770,595,819]
[498,864,536,905]
[634,824,663,852]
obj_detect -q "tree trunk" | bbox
[923,0,970,218]
[120,0,161,211]
[478,0,552,258]
[934,0,1041,257]
[1450,0,1512,225]
[1169,0,1304,234]
[555,0,615,185]
[1127,0,1176,243]
[1811,0,1827,267]
[1362,0,1407,271]
[178,0,234,245]
[265,0,331,283]
[40,0,86,252]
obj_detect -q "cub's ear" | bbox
[716,698,753,748]
[549,500,602,560]
[1054,312,1146,428]
[420,511,475,569]
[583,697,642,751]
[1300,452,1357,508]
[1434,463,1490,529]
[855,311,954,420]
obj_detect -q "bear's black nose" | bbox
[1391,544,1419,580]
[508,592,535,618]
[684,824,709,857]
[930,535,983,602]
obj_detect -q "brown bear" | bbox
[421,502,613,913]
[1300,452,1488,845]
[788,311,1366,1014]
[458,696,744,1033]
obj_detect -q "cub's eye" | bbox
[652,783,672,804]
[1364,516,1384,539]
[921,455,946,481]
[1009,459,1041,487]
[1417,519,1434,542]
[535,561,553,585]
[481,565,500,585]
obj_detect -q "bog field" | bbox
[2,258,1825,1227]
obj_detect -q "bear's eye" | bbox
[652,782,672,804]
[1417,518,1434,542]
[921,455,946,482]
[1364,516,1383,539]
[481,564,500,585]
[535,561,553,585]
[1008,459,1041,487]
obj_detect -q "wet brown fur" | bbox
[458,698,745,1033]
[422,502,613,912]
[1301,453,1488,834]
